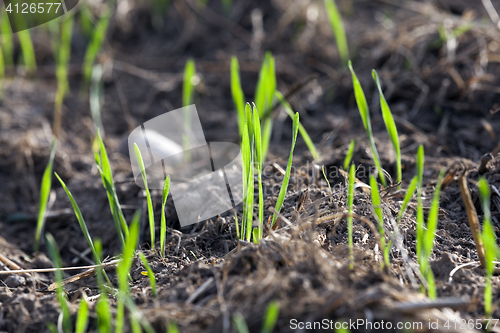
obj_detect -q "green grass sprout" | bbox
[370,175,390,271]
[18,29,36,74]
[343,139,355,171]
[253,104,264,241]
[134,143,155,249]
[139,252,157,297]
[262,300,280,333]
[372,70,401,189]
[0,44,4,100]
[116,210,141,333]
[182,58,196,161]
[96,131,129,247]
[90,64,105,137]
[420,169,444,299]
[348,62,386,186]
[478,178,500,318]
[255,52,276,160]
[347,164,355,270]
[45,233,72,333]
[324,0,349,66]
[1,9,14,67]
[82,8,110,89]
[183,58,196,107]
[397,176,417,223]
[53,13,74,138]
[75,299,89,333]
[161,175,171,258]
[275,91,319,160]
[272,112,299,225]
[93,239,112,333]
[231,56,246,136]
[233,313,249,333]
[34,138,56,252]
[167,321,180,333]
[241,107,253,240]
[54,173,109,278]
[415,145,425,269]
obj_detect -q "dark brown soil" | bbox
[1,0,500,332]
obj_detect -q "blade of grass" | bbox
[182,58,196,162]
[160,175,171,258]
[262,300,280,333]
[415,145,424,267]
[116,210,141,333]
[134,144,155,249]
[272,112,299,225]
[275,91,319,160]
[343,140,355,170]
[45,233,72,333]
[397,176,417,223]
[241,118,252,240]
[53,13,75,138]
[75,299,89,333]
[18,29,36,74]
[348,62,386,186]
[255,52,276,160]
[1,9,14,67]
[231,56,246,137]
[90,64,105,136]
[93,239,112,333]
[82,8,110,89]
[138,252,157,297]
[35,139,56,252]
[421,169,445,299]
[253,104,264,241]
[347,164,355,270]
[96,131,128,244]
[370,175,385,242]
[233,313,249,333]
[372,70,401,189]
[324,0,349,66]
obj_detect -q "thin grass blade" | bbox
[138,252,157,297]
[231,56,246,136]
[35,139,56,252]
[161,175,171,258]
[324,0,349,65]
[272,113,299,225]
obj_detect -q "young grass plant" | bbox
[34,138,56,252]
[231,57,246,137]
[75,298,89,333]
[343,139,355,171]
[254,52,276,160]
[252,104,264,241]
[348,62,386,186]
[139,252,157,297]
[95,131,129,248]
[182,58,196,161]
[116,211,141,333]
[94,239,112,333]
[54,173,111,285]
[397,176,417,223]
[370,175,390,272]
[271,112,300,226]
[241,108,254,241]
[82,8,110,89]
[324,0,349,66]
[45,233,72,333]
[417,164,445,299]
[90,64,105,138]
[262,300,280,333]
[478,178,500,318]
[372,70,401,188]
[1,9,14,67]
[18,29,36,74]
[134,143,155,249]
[52,13,74,138]
[160,175,171,258]
[347,164,355,270]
